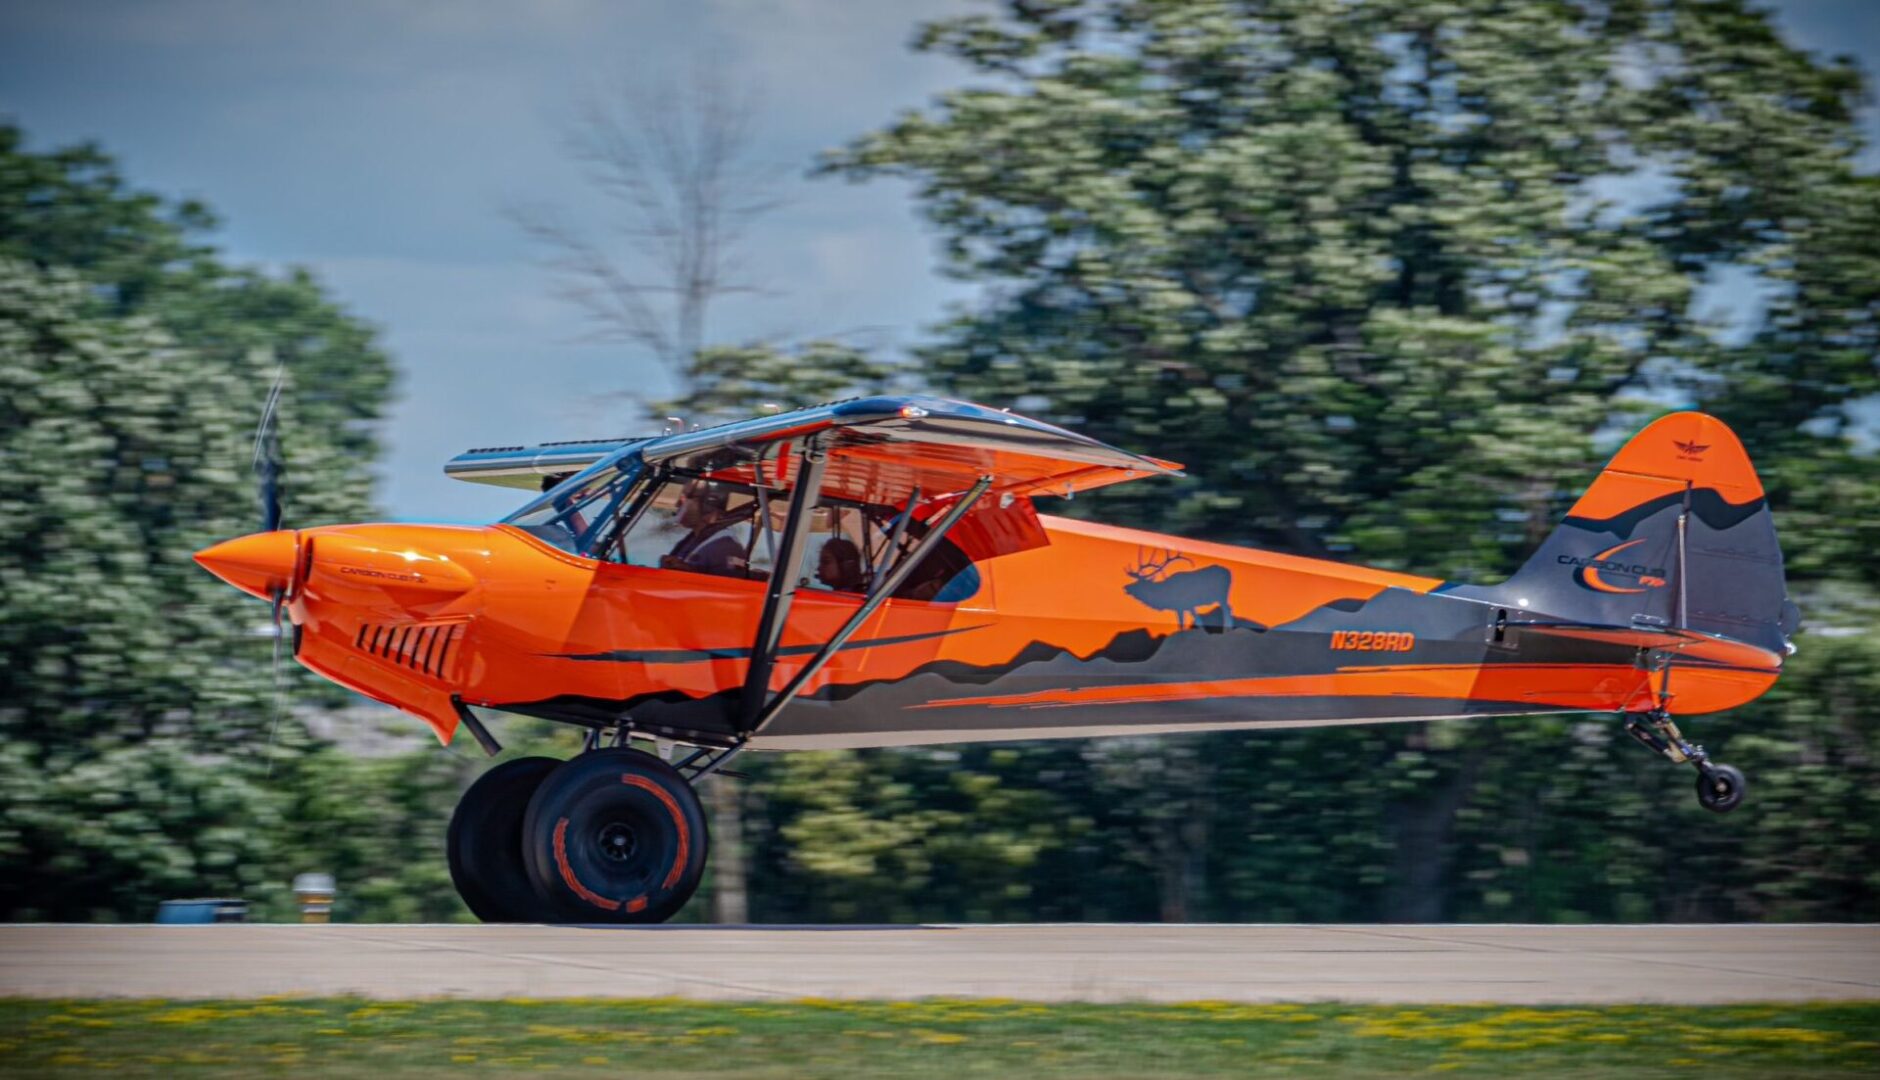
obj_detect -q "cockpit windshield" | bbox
[502,452,644,556]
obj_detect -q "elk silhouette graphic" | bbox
[1123,547,1234,631]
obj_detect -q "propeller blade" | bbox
[253,365,286,533]
[265,588,286,777]
[253,364,289,776]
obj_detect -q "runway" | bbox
[3,924,1875,1003]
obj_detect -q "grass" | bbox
[0,997,1876,1077]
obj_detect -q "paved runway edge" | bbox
[3,924,1876,1004]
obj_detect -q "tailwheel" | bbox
[448,756,560,922]
[521,747,709,924]
[1625,710,1748,814]
[1696,763,1747,814]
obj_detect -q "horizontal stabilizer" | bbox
[1514,621,1784,673]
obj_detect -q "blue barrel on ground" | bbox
[155,898,248,924]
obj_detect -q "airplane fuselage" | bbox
[247,513,1774,753]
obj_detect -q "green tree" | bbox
[0,259,278,918]
[0,126,398,921]
[826,0,1874,562]
[0,126,391,528]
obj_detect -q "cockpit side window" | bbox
[876,515,982,604]
[505,446,985,602]
[604,473,770,578]
[588,467,982,602]
[804,501,982,604]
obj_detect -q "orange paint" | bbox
[907,661,1774,717]
[1569,412,1764,521]
[553,817,620,912]
[622,774,692,891]
[1581,540,1654,595]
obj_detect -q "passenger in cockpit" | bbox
[816,537,866,593]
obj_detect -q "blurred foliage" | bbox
[0,124,405,920]
[6,0,1880,926]
[824,0,1877,567]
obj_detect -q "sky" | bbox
[0,0,980,522]
[2,0,1875,523]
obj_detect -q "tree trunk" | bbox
[706,780,748,924]
[1154,742,1213,922]
[1384,734,1487,922]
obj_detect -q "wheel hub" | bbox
[596,820,639,863]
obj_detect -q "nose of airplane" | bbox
[194,530,299,600]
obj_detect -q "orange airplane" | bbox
[195,397,1795,923]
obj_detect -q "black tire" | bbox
[1696,763,1747,814]
[447,756,560,922]
[521,748,709,924]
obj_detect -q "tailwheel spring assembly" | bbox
[1625,710,1745,814]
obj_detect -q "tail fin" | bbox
[1476,413,1796,654]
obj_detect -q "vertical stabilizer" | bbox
[1455,413,1795,655]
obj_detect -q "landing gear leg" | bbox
[1624,710,1746,813]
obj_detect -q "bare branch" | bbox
[511,62,789,386]
[504,201,678,362]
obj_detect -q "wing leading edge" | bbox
[444,436,652,490]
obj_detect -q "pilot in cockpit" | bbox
[660,479,750,577]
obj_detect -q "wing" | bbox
[644,395,1182,501]
[444,435,653,490]
[644,395,1182,563]
[444,396,1179,562]
[443,397,1181,500]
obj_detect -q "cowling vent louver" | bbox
[355,621,464,681]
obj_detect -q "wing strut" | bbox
[737,440,829,731]
[873,485,918,581]
[744,474,993,738]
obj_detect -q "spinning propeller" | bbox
[253,365,290,772]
